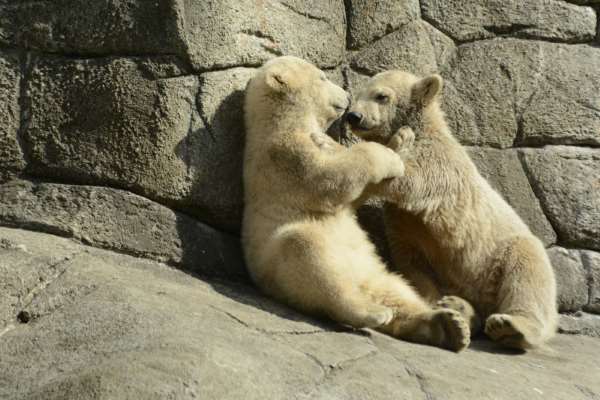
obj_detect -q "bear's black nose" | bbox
[346,112,363,127]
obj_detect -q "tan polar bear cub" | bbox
[243,56,471,351]
[347,70,558,350]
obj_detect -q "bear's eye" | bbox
[375,93,389,103]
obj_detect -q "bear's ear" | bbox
[265,68,294,93]
[411,74,443,106]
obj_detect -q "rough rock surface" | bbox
[518,44,600,147]
[22,56,250,231]
[445,40,600,148]
[181,0,347,71]
[583,250,600,314]
[559,312,600,337]
[520,147,600,251]
[548,247,589,312]
[0,52,24,183]
[0,1,600,396]
[345,0,420,49]
[468,147,556,246]
[351,20,455,76]
[1,227,600,400]
[23,56,194,195]
[421,0,597,43]
[0,180,246,281]
[0,1,186,57]
[0,0,345,71]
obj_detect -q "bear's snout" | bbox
[346,111,363,127]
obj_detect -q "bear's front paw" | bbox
[388,126,415,153]
[360,142,405,181]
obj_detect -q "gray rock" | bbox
[559,311,600,338]
[182,0,347,71]
[447,39,542,148]
[421,0,596,43]
[547,247,588,312]
[0,180,246,281]
[519,44,600,147]
[520,147,600,251]
[0,1,346,71]
[0,52,24,183]
[442,80,486,147]
[566,0,600,4]
[193,67,256,230]
[447,40,600,148]
[1,227,600,400]
[23,55,196,210]
[582,250,600,314]
[324,67,345,87]
[0,1,186,57]
[467,148,556,246]
[440,37,593,149]
[0,230,79,330]
[351,20,455,76]
[345,0,420,49]
[23,56,250,231]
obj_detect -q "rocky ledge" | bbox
[1,227,599,400]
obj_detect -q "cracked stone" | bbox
[446,40,600,148]
[0,234,79,330]
[0,1,187,57]
[468,148,556,246]
[0,180,246,281]
[547,247,589,312]
[23,55,247,231]
[1,0,348,71]
[351,20,455,76]
[421,0,596,43]
[559,311,600,337]
[181,0,346,70]
[1,227,600,399]
[195,67,256,230]
[0,52,24,183]
[582,250,600,314]
[520,147,600,251]
[519,44,600,147]
[345,0,420,49]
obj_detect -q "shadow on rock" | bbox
[468,335,526,355]
[172,76,369,338]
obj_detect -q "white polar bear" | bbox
[242,57,470,351]
[347,70,558,350]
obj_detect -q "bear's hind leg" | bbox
[436,295,482,336]
[484,237,557,350]
[363,273,471,352]
[271,227,395,330]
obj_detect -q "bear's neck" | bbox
[422,103,450,137]
[399,102,450,140]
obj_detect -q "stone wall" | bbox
[0,1,598,315]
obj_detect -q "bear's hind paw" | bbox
[431,309,471,352]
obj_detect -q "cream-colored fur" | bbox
[242,57,470,351]
[348,70,558,350]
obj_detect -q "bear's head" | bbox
[346,70,443,142]
[245,56,350,133]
